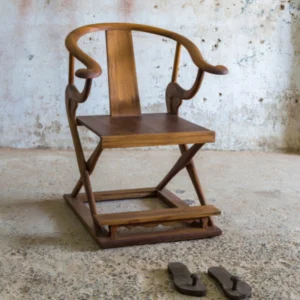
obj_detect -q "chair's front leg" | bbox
[65,83,101,234]
[71,142,103,197]
[179,144,214,226]
[67,112,98,217]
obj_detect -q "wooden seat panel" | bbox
[77,113,215,148]
[96,205,220,226]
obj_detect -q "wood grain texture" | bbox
[106,30,141,117]
[96,205,220,226]
[77,114,215,148]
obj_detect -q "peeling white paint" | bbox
[0,0,300,151]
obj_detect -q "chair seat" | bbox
[77,113,215,148]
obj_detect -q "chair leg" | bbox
[66,111,98,219]
[71,142,103,197]
[157,144,204,190]
[179,144,214,226]
[179,144,207,206]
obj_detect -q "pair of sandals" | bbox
[168,262,252,299]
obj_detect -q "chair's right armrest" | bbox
[182,40,228,75]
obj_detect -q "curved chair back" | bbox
[65,23,228,117]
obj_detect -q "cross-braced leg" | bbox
[66,96,99,225]
[71,142,103,197]
[69,126,98,216]
[68,124,103,235]
[179,144,214,226]
[65,91,98,213]
[179,144,207,205]
[157,144,204,190]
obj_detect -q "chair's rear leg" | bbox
[71,142,103,197]
[179,144,214,226]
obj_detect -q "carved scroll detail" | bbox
[65,79,93,123]
[166,69,204,114]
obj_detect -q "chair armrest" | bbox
[182,41,228,75]
[65,30,102,79]
[197,62,228,75]
[65,23,228,77]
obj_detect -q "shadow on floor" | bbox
[1,198,100,252]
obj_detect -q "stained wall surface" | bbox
[1,0,300,151]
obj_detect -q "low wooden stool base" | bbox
[64,188,222,249]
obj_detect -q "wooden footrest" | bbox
[95,205,220,227]
[64,194,222,248]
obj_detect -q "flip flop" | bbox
[168,262,207,297]
[208,266,252,299]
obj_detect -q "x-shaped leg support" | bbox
[178,144,207,206]
[71,142,103,198]
[157,144,204,190]
[73,143,208,208]
[71,141,213,225]
[156,143,214,226]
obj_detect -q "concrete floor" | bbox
[0,148,300,300]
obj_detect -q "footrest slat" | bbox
[78,187,156,202]
[96,205,220,226]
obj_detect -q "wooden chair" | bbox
[64,23,228,249]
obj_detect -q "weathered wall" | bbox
[1,0,300,151]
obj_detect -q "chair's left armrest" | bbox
[65,30,102,79]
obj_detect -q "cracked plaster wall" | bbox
[1,0,300,151]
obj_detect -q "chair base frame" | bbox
[64,109,222,248]
[64,187,222,249]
